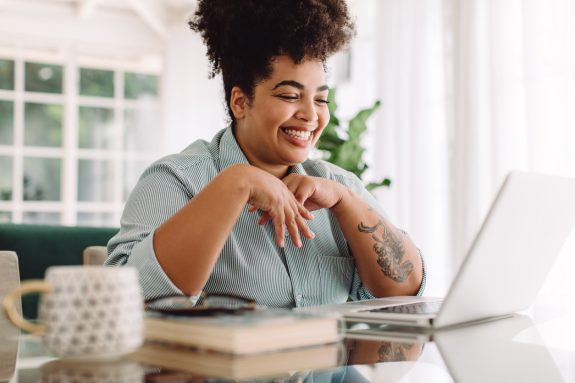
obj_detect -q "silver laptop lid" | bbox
[435,171,575,328]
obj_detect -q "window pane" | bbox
[78,106,114,149]
[24,103,63,147]
[0,100,14,145]
[0,59,15,90]
[123,160,151,200]
[23,157,61,201]
[25,62,63,94]
[79,68,114,98]
[0,156,12,200]
[0,211,12,223]
[22,212,60,225]
[77,159,114,202]
[124,72,158,100]
[77,212,115,227]
[123,106,161,152]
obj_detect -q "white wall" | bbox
[162,22,226,152]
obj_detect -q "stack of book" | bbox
[130,309,344,379]
[142,309,341,354]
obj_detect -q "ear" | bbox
[230,86,248,119]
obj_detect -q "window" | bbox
[0,57,162,226]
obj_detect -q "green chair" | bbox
[0,224,118,320]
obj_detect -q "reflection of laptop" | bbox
[300,171,575,328]
[346,314,564,382]
[433,315,564,382]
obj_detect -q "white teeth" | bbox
[284,129,311,141]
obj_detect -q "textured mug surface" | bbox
[39,266,144,358]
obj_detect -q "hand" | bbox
[282,173,346,211]
[242,166,315,248]
[256,174,345,231]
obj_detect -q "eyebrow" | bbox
[272,80,329,92]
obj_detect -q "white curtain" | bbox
[369,0,575,296]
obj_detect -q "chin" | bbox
[285,153,310,165]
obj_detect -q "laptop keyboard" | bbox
[370,300,442,315]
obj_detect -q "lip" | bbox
[280,126,317,147]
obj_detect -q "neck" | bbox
[248,159,289,179]
[232,125,289,178]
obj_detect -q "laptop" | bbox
[299,171,575,328]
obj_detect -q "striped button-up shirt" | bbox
[106,126,425,307]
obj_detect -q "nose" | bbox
[295,99,318,124]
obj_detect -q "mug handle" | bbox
[2,280,52,334]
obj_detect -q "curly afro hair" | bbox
[189,0,355,124]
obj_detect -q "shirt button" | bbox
[296,294,303,302]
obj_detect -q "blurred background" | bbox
[0,0,574,296]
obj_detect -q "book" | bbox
[130,341,344,380]
[143,309,341,354]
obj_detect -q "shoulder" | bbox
[137,129,228,192]
[145,129,227,176]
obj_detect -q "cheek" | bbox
[258,104,291,127]
[318,108,330,128]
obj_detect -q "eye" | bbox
[275,94,299,101]
[315,99,330,105]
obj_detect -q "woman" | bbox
[106,0,425,307]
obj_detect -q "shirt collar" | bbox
[218,125,250,171]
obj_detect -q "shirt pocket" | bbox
[316,255,356,303]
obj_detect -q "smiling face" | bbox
[231,56,330,178]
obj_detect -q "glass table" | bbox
[3,294,575,383]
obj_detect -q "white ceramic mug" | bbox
[2,266,144,359]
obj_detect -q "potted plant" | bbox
[316,89,391,191]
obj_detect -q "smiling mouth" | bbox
[282,128,313,141]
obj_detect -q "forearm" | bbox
[153,164,252,295]
[332,187,423,297]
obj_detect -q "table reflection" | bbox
[353,314,566,383]
[7,312,575,383]
[40,359,143,383]
[136,337,425,383]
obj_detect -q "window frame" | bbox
[0,51,163,226]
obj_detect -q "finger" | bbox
[285,214,302,248]
[298,204,314,220]
[296,214,315,240]
[258,212,272,225]
[282,175,309,203]
[294,199,314,220]
[248,205,258,213]
[273,213,286,248]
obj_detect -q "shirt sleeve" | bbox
[105,160,201,303]
[126,232,186,297]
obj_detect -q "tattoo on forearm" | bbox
[378,342,415,362]
[358,220,414,282]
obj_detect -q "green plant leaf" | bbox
[348,100,381,139]
[366,178,392,191]
[315,90,390,191]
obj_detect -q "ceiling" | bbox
[0,0,199,65]
[0,0,198,38]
